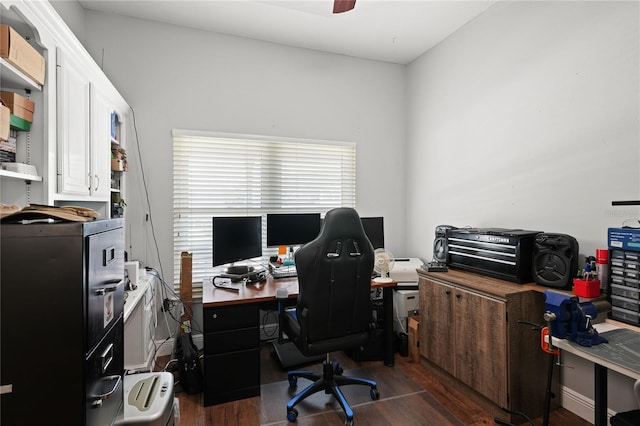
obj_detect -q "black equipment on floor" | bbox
[175,333,203,395]
[280,207,380,425]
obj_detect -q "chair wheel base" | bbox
[287,407,298,422]
[370,387,380,400]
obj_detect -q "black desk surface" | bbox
[568,328,640,376]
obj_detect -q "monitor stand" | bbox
[221,265,265,283]
[225,265,254,275]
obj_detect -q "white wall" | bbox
[406,0,639,262]
[79,12,407,278]
[405,0,640,418]
[49,0,85,44]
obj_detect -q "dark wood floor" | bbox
[158,342,593,426]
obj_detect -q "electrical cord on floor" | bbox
[495,406,535,426]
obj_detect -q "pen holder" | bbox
[573,278,601,298]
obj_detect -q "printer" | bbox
[388,258,423,334]
[389,257,423,290]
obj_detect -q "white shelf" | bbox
[0,58,42,92]
[0,169,42,182]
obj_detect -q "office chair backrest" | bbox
[294,207,374,347]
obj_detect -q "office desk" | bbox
[552,322,640,426]
[201,276,397,406]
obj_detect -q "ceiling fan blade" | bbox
[333,0,356,14]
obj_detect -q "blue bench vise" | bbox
[543,290,608,347]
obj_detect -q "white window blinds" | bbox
[172,130,356,294]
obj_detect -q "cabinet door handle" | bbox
[444,290,451,295]
[456,294,462,299]
[103,246,116,265]
[89,375,121,407]
[100,343,114,373]
[94,174,100,191]
[95,280,122,295]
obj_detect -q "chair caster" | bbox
[287,407,298,422]
[288,376,297,387]
[332,361,343,376]
[345,418,354,426]
[370,387,380,400]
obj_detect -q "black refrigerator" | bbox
[1,218,125,426]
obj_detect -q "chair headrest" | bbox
[317,207,367,242]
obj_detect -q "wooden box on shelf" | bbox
[0,25,45,86]
[0,104,9,141]
[111,158,124,171]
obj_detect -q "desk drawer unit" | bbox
[609,249,640,325]
[203,304,260,406]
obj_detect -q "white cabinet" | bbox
[56,47,91,196]
[124,274,157,372]
[56,48,113,200]
[90,85,113,200]
[1,1,130,219]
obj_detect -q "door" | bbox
[420,278,454,375]
[56,47,91,195]
[90,85,112,199]
[454,288,508,407]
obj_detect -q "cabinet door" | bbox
[419,278,454,375]
[454,288,507,407]
[56,47,91,196]
[90,85,112,199]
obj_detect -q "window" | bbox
[172,130,356,295]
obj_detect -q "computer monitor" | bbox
[266,213,321,247]
[361,217,384,249]
[212,216,262,274]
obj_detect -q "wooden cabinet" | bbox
[419,269,556,422]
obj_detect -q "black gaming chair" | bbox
[281,207,380,426]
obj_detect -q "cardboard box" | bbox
[0,104,9,141]
[9,104,33,122]
[0,25,46,86]
[111,159,124,171]
[0,91,35,112]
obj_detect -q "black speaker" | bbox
[433,225,456,263]
[532,233,579,289]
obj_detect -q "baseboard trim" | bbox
[561,385,615,423]
[155,334,204,358]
